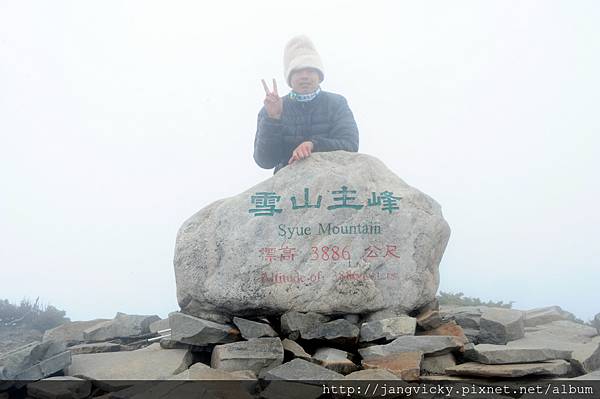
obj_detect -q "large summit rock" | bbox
[174,152,450,318]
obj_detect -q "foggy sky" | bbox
[1,1,598,322]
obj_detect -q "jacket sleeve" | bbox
[311,96,359,153]
[253,107,285,169]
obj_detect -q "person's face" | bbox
[290,67,321,94]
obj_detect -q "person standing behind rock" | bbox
[254,35,360,174]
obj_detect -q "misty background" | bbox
[1,1,598,322]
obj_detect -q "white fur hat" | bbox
[283,35,324,87]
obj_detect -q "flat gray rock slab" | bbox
[312,347,358,374]
[439,305,489,329]
[281,311,329,338]
[416,310,443,330]
[233,317,278,339]
[528,320,598,342]
[558,338,600,375]
[66,343,192,380]
[83,312,160,341]
[211,337,283,375]
[281,339,311,360]
[446,360,571,378]
[169,311,240,346]
[524,306,575,327]
[174,152,450,318]
[42,319,110,345]
[148,318,170,334]
[507,323,600,373]
[358,335,461,360]
[68,342,121,355]
[359,316,416,342]
[302,319,359,343]
[467,344,572,364]
[479,308,525,345]
[263,358,344,380]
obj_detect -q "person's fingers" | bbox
[264,95,279,106]
[261,79,270,95]
[305,144,312,156]
[290,143,318,164]
[272,78,278,96]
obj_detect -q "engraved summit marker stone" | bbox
[174,151,450,319]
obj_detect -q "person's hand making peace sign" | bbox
[260,77,314,165]
[261,78,282,120]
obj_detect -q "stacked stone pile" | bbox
[1,305,599,398]
[0,312,164,394]
[440,305,600,377]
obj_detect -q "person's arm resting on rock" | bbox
[311,96,359,153]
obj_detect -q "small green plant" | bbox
[0,297,69,332]
[437,291,514,308]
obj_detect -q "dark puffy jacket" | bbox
[253,90,359,174]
